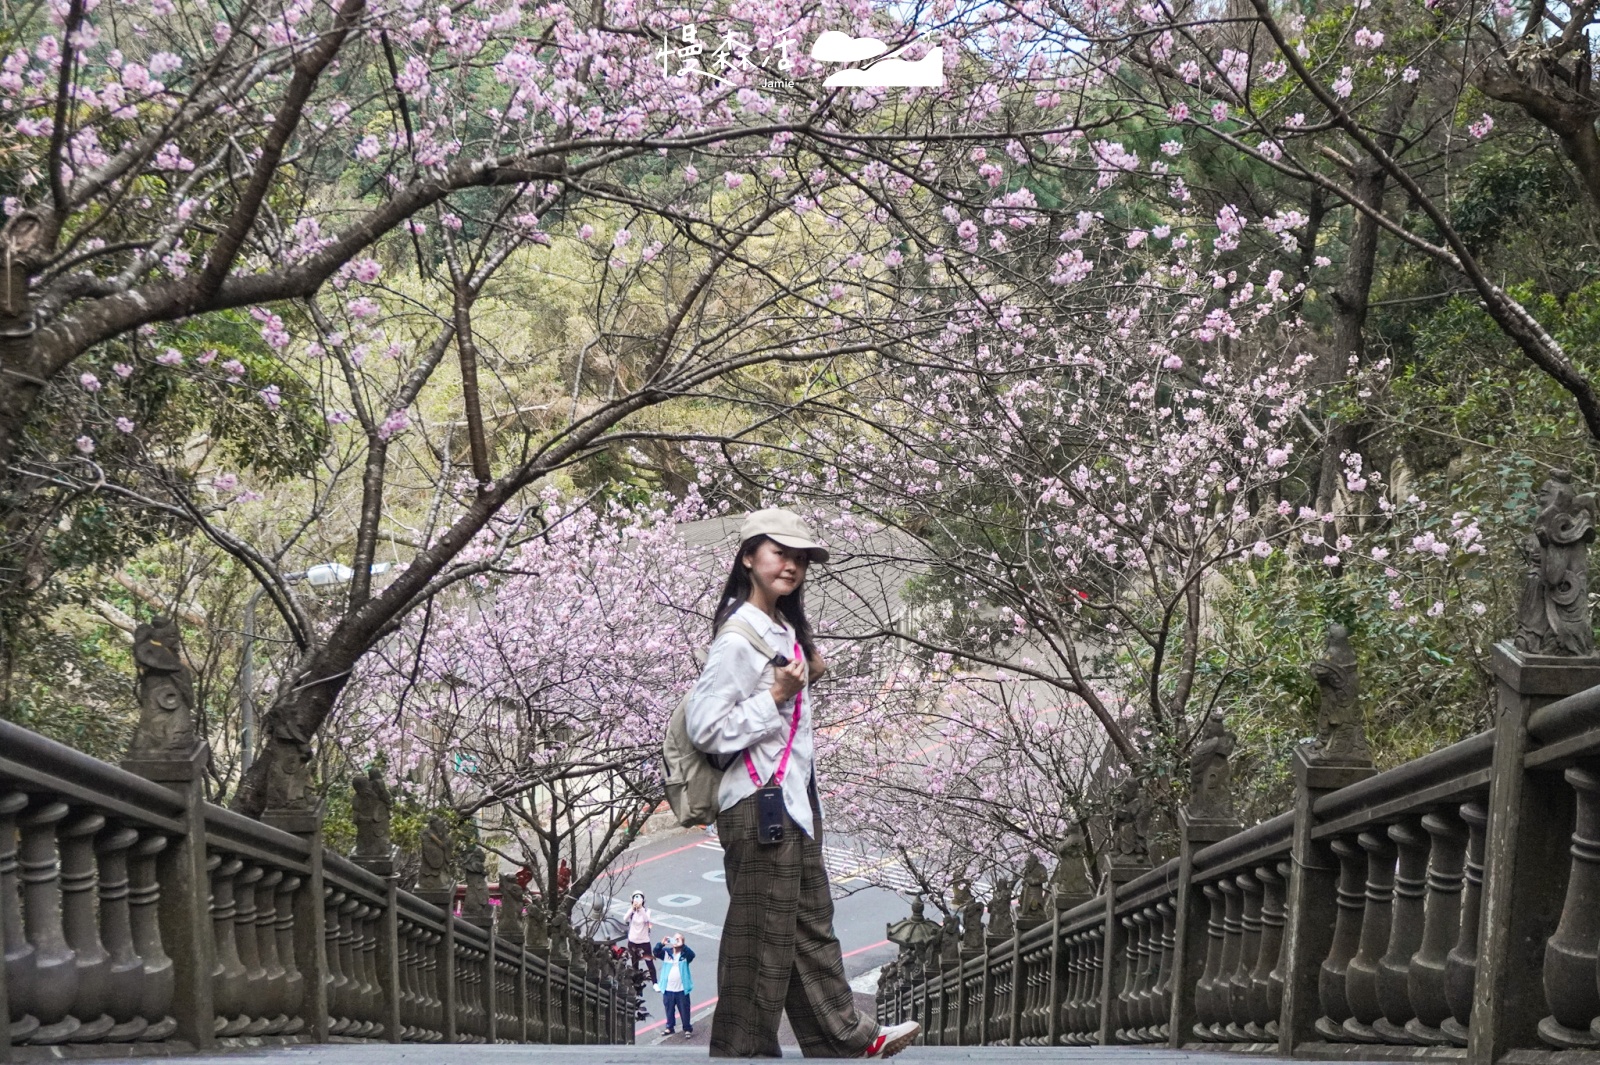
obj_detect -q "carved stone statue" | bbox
[960,884,986,953]
[351,767,393,858]
[126,617,197,756]
[1516,471,1599,657]
[877,958,897,1004]
[1053,825,1095,902]
[417,815,451,892]
[1187,712,1238,820]
[461,846,490,919]
[499,875,525,937]
[940,910,962,968]
[524,898,549,950]
[1109,779,1150,864]
[1308,623,1372,765]
[1017,855,1049,928]
[987,876,1015,941]
[262,719,314,809]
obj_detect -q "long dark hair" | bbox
[711,535,818,659]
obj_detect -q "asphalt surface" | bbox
[576,823,907,1046]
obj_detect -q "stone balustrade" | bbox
[878,639,1600,1063]
[0,719,632,1060]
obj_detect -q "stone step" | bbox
[167,1044,1273,1064]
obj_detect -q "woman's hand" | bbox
[770,658,806,704]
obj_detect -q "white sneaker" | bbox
[860,1021,919,1058]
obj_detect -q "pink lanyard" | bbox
[745,639,803,787]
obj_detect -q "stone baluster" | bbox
[1113,912,1137,1042]
[253,869,288,1036]
[347,901,372,1036]
[1538,768,1600,1047]
[1070,931,1094,1043]
[209,855,249,1036]
[1211,878,1244,1041]
[1444,802,1487,1048]
[1406,810,1468,1045]
[1227,871,1263,1041]
[1342,828,1397,1042]
[1057,932,1080,1042]
[394,920,416,1040]
[1315,837,1367,1040]
[1248,863,1286,1040]
[232,864,269,1036]
[1374,818,1430,1043]
[324,889,349,1034]
[274,875,305,1035]
[126,834,174,1040]
[93,826,146,1042]
[361,903,385,1037]
[424,927,443,1043]
[1057,933,1078,1043]
[1150,902,1176,1042]
[1191,883,1226,1040]
[19,801,78,1044]
[57,812,113,1042]
[2,791,38,1045]
[1133,907,1159,1039]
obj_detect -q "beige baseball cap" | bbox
[738,508,830,563]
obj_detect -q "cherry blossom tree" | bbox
[0,0,1117,814]
[326,489,939,910]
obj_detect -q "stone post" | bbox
[1167,808,1241,1049]
[260,803,328,1043]
[1467,642,1600,1064]
[1276,622,1377,1055]
[121,618,216,1053]
[1098,861,1147,1045]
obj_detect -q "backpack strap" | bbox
[717,615,776,659]
[703,615,781,772]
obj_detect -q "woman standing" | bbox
[685,509,920,1059]
[627,892,658,986]
[654,933,697,1036]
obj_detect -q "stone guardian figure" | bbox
[461,846,491,919]
[417,815,452,892]
[987,876,1015,942]
[126,617,198,756]
[350,767,393,858]
[1187,711,1238,820]
[1516,470,1599,657]
[1308,623,1372,765]
[1017,855,1049,929]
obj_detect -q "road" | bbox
[576,823,907,1044]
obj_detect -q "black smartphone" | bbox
[755,785,786,845]
[770,652,791,668]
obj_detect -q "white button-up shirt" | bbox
[684,601,817,837]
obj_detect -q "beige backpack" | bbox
[663,617,772,828]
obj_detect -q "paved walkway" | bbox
[174,1046,1270,1064]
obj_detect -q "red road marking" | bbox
[611,836,713,877]
[842,938,890,959]
[638,995,718,1034]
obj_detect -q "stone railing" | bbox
[0,718,633,1060]
[877,633,1600,1061]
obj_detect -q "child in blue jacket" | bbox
[653,934,696,1036]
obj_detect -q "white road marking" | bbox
[656,893,702,907]
[607,898,722,941]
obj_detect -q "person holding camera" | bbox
[653,933,697,1036]
[685,509,920,1059]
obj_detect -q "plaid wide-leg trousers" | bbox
[710,786,878,1058]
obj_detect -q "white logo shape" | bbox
[810,30,945,87]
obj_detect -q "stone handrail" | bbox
[877,639,1600,1060]
[0,719,632,1060]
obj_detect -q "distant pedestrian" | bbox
[654,933,696,1036]
[685,509,920,1058]
[627,891,658,984]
